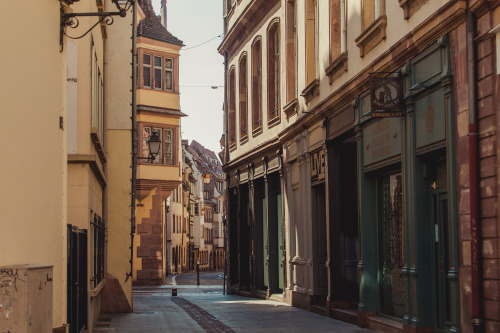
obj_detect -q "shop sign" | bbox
[311,149,325,182]
[370,77,404,117]
[363,118,402,167]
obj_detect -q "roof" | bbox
[137,0,183,46]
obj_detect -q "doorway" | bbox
[67,225,88,333]
[312,182,328,297]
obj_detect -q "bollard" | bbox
[172,288,177,296]
[196,261,200,286]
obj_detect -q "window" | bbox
[154,56,162,89]
[305,0,317,85]
[362,0,384,30]
[326,0,348,82]
[285,0,297,104]
[141,52,176,92]
[91,39,104,140]
[251,37,262,132]
[143,54,152,88]
[267,20,280,124]
[165,58,174,91]
[228,67,236,146]
[239,53,248,140]
[355,0,386,56]
[91,212,105,288]
[140,124,177,165]
[195,202,199,216]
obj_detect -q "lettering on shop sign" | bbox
[370,119,391,161]
[363,117,401,166]
[311,149,325,182]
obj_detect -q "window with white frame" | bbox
[141,52,175,92]
[91,39,104,140]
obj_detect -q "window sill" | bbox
[267,114,281,129]
[301,79,320,104]
[229,142,237,152]
[90,280,104,297]
[252,125,263,138]
[283,98,298,119]
[326,52,348,84]
[399,0,428,20]
[90,127,106,163]
[240,133,248,145]
[355,16,387,57]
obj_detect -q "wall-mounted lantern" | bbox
[138,130,161,165]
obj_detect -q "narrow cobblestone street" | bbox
[96,272,376,332]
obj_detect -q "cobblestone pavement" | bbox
[97,273,376,333]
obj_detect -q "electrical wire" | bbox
[182,35,223,50]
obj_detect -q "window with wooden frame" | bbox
[139,123,178,165]
[284,0,297,117]
[143,54,152,88]
[239,53,248,142]
[305,0,317,86]
[267,19,281,125]
[326,0,348,83]
[251,37,262,134]
[355,0,386,56]
[140,51,176,92]
[165,58,174,91]
[228,66,237,147]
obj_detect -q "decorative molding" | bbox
[325,52,348,84]
[219,0,281,57]
[300,79,320,104]
[251,125,263,137]
[283,98,298,118]
[399,0,429,20]
[355,16,387,57]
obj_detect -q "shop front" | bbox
[356,38,460,332]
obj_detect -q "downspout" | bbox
[466,4,482,330]
[127,0,138,283]
[223,2,229,296]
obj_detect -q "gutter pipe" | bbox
[127,0,138,284]
[466,4,482,331]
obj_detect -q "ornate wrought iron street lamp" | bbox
[60,0,135,50]
[138,130,162,164]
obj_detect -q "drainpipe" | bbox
[127,0,138,283]
[223,0,229,295]
[466,5,482,331]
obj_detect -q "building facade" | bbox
[220,0,500,331]
[132,0,184,285]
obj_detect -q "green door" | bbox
[277,193,284,290]
[263,198,269,288]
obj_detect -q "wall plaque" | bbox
[370,77,404,117]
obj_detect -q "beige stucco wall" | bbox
[0,1,67,329]
[107,130,133,306]
[105,2,134,307]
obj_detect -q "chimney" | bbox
[161,0,167,29]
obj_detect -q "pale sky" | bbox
[152,0,224,155]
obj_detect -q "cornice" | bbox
[218,0,280,58]
[222,136,281,172]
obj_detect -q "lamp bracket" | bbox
[60,0,134,51]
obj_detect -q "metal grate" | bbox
[378,173,405,318]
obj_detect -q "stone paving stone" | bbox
[107,286,377,333]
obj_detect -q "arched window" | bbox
[251,37,262,134]
[239,53,248,141]
[267,19,280,125]
[228,66,236,147]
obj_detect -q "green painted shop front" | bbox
[356,38,461,332]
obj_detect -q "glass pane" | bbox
[378,173,405,318]
[155,56,162,67]
[165,58,173,69]
[142,127,151,162]
[165,129,173,141]
[154,128,162,164]
[165,71,173,90]
[143,54,151,65]
[143,66,151,87]
[155,68,162,89]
